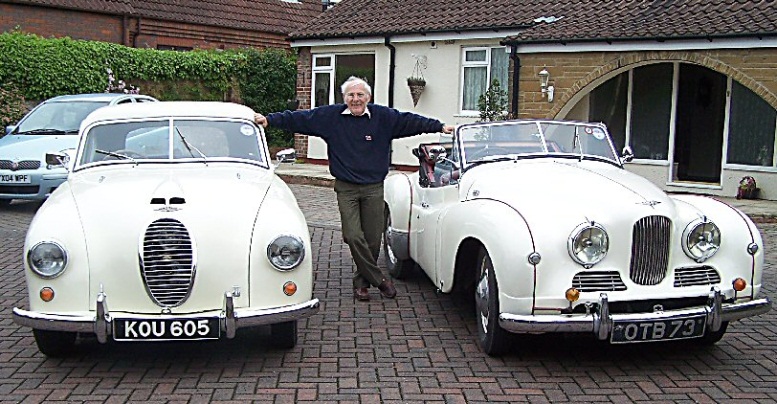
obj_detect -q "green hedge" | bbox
[0,31,298,146]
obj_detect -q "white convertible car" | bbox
[13,102,319,356]
[383,119,771,356]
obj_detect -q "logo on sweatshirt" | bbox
[364,135,372,141]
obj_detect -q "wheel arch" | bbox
[438,199,537,298]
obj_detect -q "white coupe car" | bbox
[13,101,319,356]
[383,119,771,356]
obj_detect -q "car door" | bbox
[408,143,458,284]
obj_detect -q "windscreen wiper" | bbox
[175,128,208,164]
[95,149,137,164]
[16,129,71,135]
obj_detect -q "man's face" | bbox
[344,83,371,116]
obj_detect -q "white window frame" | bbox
[311,54,335,107]
[460,47,491,115]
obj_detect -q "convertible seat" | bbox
[412,145,437,187]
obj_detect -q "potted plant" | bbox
[407,76,426,106]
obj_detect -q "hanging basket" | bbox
[407,78,426,106]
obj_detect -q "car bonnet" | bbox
[462,159,675,223]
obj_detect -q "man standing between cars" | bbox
[255,76,454,301]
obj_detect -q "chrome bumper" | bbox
[13,291,320,343]
[499,288,772,340]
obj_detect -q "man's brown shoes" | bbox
[378,280,397,299]
[354,287,370,301]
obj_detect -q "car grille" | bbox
[674,266,721,287]
[0,160,41,170]
[141,218,195,307]
[0,185,40,195]
[629,215,671,285]
[572,271,627,292]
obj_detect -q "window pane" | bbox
[727,81,776,166]
[465,50,487,62]
[314,56,332,67]
[314,72,331,107]
[463,66,487,111]
[589,72,627,151]
[334,54,375,104]
[630,63,672,160]
[490,48,509,89]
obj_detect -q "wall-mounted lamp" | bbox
[538,67,554,102]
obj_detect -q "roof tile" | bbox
[290,0,777,43]
[3,0,322,35]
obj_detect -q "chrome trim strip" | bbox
[499,291,771,340]
[13,293,320,341]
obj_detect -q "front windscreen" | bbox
[457,121,618,166]
[79,119,266,166]
[17,101,108,133]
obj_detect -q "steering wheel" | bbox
[102,149,146,160]
[467,147,511,161]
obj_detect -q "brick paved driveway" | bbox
[1,184,776,403]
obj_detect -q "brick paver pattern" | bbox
[1,184,775,403]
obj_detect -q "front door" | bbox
[672,64,727,184]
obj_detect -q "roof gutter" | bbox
[502,32,777,47]
[384,36,396,108]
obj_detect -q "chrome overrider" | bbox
[499,287,772,340]
[12,291,320,342]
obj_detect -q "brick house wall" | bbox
[1,3,297,50]
[293,47,313,157]
[0,4,124,44]
[516,49,777,119]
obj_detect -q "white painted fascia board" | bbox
[512,37,777,53]
[291,30,525,48]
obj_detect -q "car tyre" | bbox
[0,199,10,207]
[383,209,415,279]
[697,321,729,345]
[270,321,298,349]
[475,247,509,356]
[33,329,77,357]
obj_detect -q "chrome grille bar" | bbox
[572,271,627,292]
[141,218,195,307]
[629,215,670,285]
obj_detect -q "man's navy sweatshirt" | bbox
[267,104,444,184]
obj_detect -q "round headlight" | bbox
[568,222,609,267]
[267,235,305,270]
[27,241,68,278]
[682,218,720,262]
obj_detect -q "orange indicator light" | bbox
[283,281,298,296]
[40,287,55,302]
[565,288,580,302]
[733,278,747,292]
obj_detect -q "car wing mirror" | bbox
[275,148,296,165]
[4,125,15,137]
[621,146,634,163]
[46,150,74,172]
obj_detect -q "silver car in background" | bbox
[0,93,157,205]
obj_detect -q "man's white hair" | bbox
[341,76,372,96]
